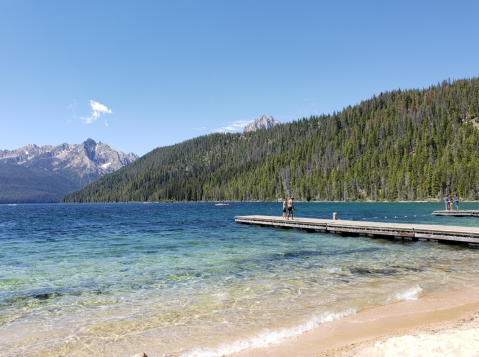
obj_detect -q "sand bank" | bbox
[231,286,479,357]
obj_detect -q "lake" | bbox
[1,202,479,356]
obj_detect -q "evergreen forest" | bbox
[62,77,479,203]
[0,164,78,203]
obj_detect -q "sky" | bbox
[1,0,478,157]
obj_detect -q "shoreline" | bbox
[231,286,479,357]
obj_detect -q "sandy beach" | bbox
[231,286,479,357]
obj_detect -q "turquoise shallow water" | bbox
[1,202,479,356]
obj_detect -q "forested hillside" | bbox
[62,77,479,203]
[0,164,78,203]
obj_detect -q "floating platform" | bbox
[235,215,479,247]
[432,210,479,217]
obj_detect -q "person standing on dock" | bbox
[445,195,449,210]
[282,198,287,219]
[455,194,459,211]
[287,197,295,220]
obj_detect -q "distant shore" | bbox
[52,199,479,204]
[231,286,479,357]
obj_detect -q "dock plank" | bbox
[235,215,479,246]
[432,210,479,217]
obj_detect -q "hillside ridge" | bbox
[62,77,479,203]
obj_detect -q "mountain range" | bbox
[0,139,138,203]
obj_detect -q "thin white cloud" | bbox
[68,99,77,111]
[80,100,113,124]
[214,120,253,133]
[194,126,206,131]
[303,97,318,110]
[66,99,78,124]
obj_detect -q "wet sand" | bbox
[231,286,479,357]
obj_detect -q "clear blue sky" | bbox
[1,0,478,156]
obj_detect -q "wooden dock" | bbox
[235,215,479,247]
[432,210,479,217]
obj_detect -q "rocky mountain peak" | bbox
[82,138,97,161]
[243,115,281,133]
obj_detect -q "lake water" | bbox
[1,202,479,357]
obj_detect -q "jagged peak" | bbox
[243,115,281,133]
[83,138,97,147]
